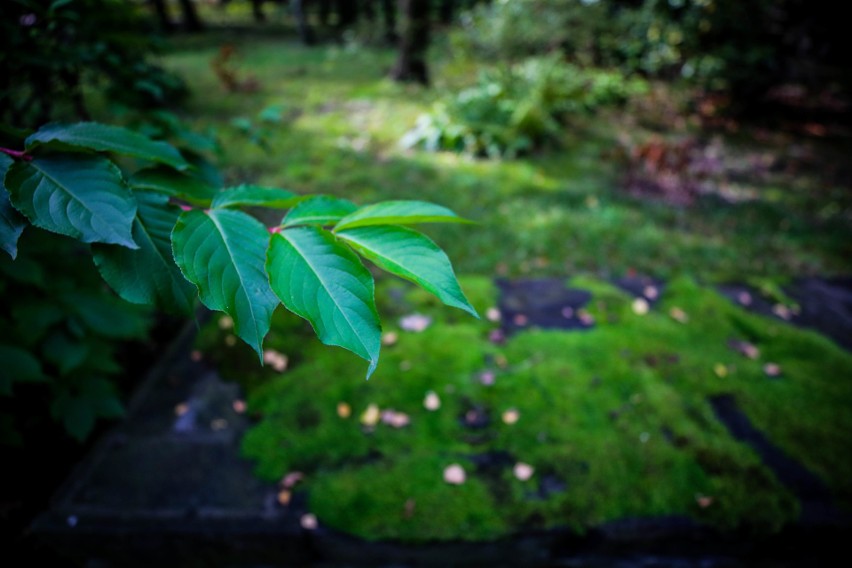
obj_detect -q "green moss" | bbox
[197,274,852,541]
[311,454,508,542]
[161,26,852,542]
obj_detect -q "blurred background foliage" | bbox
[1,0,850,550]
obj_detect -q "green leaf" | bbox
[10,303,64,345]
[334,200,471,231]
[26,122,190,171]
[212,184,302,209]
[93,192,196,315]
[282,196,357,227]
[0,153,12,176]
[129,167,219,206]
[267,226,381,378]
[172,208,279,358]
[6,155,138,248]
[43,331,89,376]
[51,378,125,441]
[0,345,47,396]
[1,184,27,259]
[52,390,96,442]
[58,291,150,339]
[338,225,478,318]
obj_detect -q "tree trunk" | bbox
[176,0,203,32]
[389,0,430,85]
[290,0,316,45]
[148,0,174,32]
[251,0,266,22]
[438,0,454,25]
[380,0,398,43]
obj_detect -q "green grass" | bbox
[154,25,852,542]
[116,32,852,283]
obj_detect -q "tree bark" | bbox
[290,0,316,44]
[251,0,266,22]
[176,0,203,32]
[389,0,430,85]
[148,0,174,32]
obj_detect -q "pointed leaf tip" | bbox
[338,225,478,318]
[267,226,382,375]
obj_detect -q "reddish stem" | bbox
[0,147,32,161]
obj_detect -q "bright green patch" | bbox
[198,275,852,541]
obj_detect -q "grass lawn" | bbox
[111,20,852,542]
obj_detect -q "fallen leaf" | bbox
[263,349,289,372]
[763,363,782,377]
[400,313,432,332]
[478,370,496,386]
[390,412,410,428]
[714,363,728,378]
[696,494,713,508]
[502,408,520,425]
[632,298,649,315]
[772,304,792,320]
[337,402,351,419]
[729,340,759,359]
[282,471,304,488]
[424,391,441,411]
[486,307,502,322]
[443,464,466,485]
[381,331,398,346]
[495,354,508,368]
[360,403,380,426]
[669,307,689,323]
[513,462,534,481]
[300,513,318,530]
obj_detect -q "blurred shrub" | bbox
[402,55,647,158]
[0,0,186,128]
[0,229,152,443]
[452,0,614,66]
[453,0,848,109]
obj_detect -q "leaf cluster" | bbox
[2,121,477,380]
